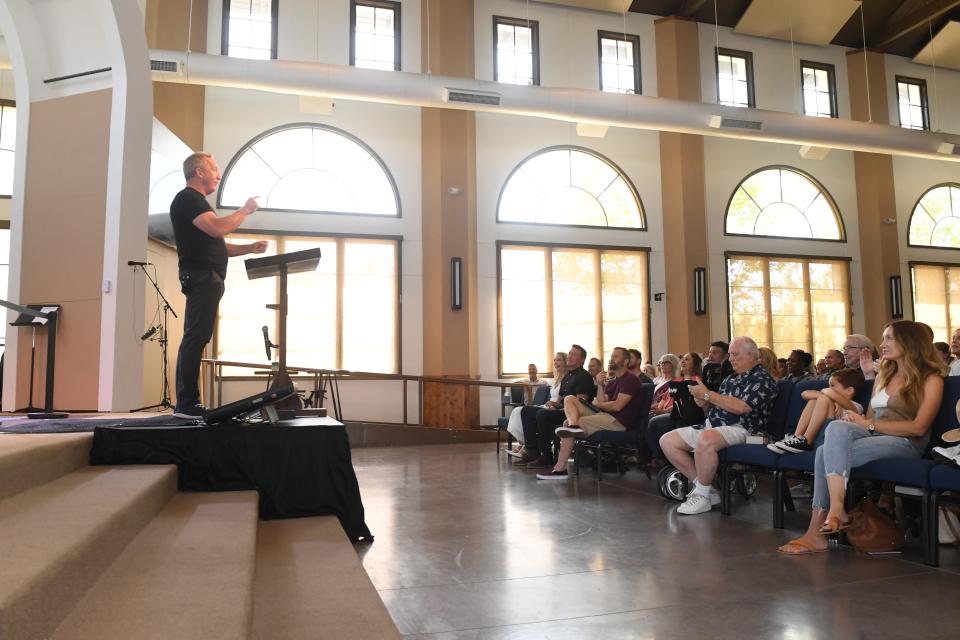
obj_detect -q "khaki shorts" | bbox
[674,424,749,450]
[577,404,626,437]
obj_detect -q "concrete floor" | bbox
[352,443,960,639]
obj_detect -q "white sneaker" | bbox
[933,444,960,464]
[677,491,713,515]
[709,488,721,506]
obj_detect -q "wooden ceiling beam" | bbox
[871,0,960,47]
[679,0,709,17]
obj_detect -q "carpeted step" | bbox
[0,465,177,640]
[0,433,93,502]
[49,491,260,640]
[251,516,401,640]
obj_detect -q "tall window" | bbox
[908,184,960,249]
[218,124,400,217]
[221,0,277,60]
[498,147,644,229]
[494,16,539,86]
[351,0,401,71]
[912,263,960,343]
[896,76,929,131]
[801,61,837,118]
[0,101,16,197]
[716,48,755,108]
[498,243,648,376]
[598,31,640,94]
[217,235,399,374]
[727,255,850,360]
[726,167,844,241]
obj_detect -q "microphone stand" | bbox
[130,264,179,412]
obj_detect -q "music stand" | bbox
[1,299,68,419]
[244,248,322,379]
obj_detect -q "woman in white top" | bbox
[506,352,568,457]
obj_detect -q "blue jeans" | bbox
[812,420,919,510]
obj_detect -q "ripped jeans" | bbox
[811,420,919,511]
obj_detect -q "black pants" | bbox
[520,406,565,459]
[175,269,225,409]
[645,413,681,462]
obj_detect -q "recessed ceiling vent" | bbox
[709,115,763,131]
[442,88,501,106]
[150,59,181,74]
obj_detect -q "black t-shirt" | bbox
[701,359,734,392]
[170,187,228,279]
[558,366,597,402]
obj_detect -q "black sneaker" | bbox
[173,403,205,419]
[779,435,811,454]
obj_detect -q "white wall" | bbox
[475,0,657,95]
[884,54,960,133]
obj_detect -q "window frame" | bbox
[715,47,755,108]
[221,0,279,60]
[350,0,402,71]
[909,261,960,340]
[895,75,930,131]
[496,240,651,378]
[215,122,402,218]
[799,60,838,119]
[723,165,847,243]
[907,182,960,250]
[724,251,853,353]
[597,30,641,94]
[495,145,646,231]
[0,99,14,200]
[493,15,541,86]
[213,230,403,379]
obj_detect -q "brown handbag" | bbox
[844,497,906,553]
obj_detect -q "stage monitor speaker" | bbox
[203,384,296,425]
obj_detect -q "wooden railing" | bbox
[200,358,534,426]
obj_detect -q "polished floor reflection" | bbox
[353,443,960,639]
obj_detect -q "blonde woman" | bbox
[759,347,781,379]
[506,352,568,456]
[779,321,945,554]
[651,353,682,415]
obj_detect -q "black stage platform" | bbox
[89,417,372,542]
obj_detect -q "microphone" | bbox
[128,261,150,266]
[262,325,273,361]
[141,325,159,341]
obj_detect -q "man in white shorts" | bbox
[659,336,778,515]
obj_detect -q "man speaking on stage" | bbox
[170,152,267,419]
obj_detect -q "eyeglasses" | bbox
[842,345,858,352]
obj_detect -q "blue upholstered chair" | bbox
[572,383,654,481]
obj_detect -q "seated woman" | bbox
[759,347,781,379]
[651,354,682,415]
[506,352,567,458]
[643,352,704,465]
[778,320,945,555]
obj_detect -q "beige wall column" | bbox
[847,49,900,340]
[655,17,710,353]
[145,0,206,149]
[420,0,480,428]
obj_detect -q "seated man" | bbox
[659,336,778,515]
[818,349,844,380]
[537,346,644,480]
[517,344,596,468]
[626,348,654,384]
[701,340,734,391]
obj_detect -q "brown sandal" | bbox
[817,515,853,535]
[778,538,827,555]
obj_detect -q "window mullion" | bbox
[594,251,604,362]
[802,260,814,354]
[545,249,555,373]
[336,238,346,369]
[762,258,773,349]
[944,266,952,338]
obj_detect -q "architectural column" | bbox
[420,0,480,428]
[847,49,900,340]
[655,16,710,353]
[144,0,206,150]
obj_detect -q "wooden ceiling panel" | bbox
[914,20,960,70]
[536,0,634,13]
[734,0,860,46]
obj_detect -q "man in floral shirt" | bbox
[659,336,778,515]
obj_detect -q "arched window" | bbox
[497,146,644,229]
[725,166,844,241]
[908,184,960,249]
[0,101,17,197]
[218,124,400,216]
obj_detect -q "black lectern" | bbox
[244,248,322,391]
[1,300,68,419]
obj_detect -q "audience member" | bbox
[935,341,951,365]
[778,321,945,554]
[626,348,654,384]
[587,357,604,380]
[777,358,788,379]
[815,358,827,376]
[537,347,645,480]
[768,367,865,454]
[950,328,960,376]
[660,337,778,515]
[842,334,878,381]
[642,363,657,381]
[785,350,814,384]
[642,352,706,463]
[819,349,844,380]
[517,345,596,468]
[758,347,781,379]
[506,355,565,457]
[701,341,735,391]
[651,354,682,414]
